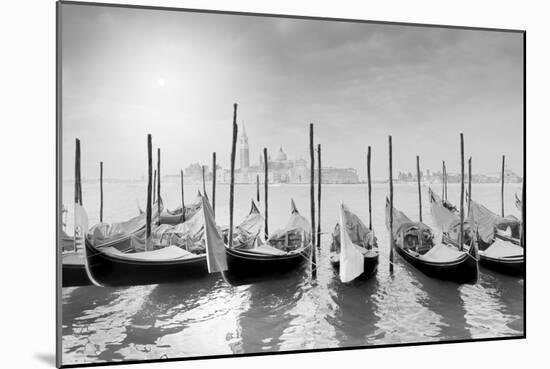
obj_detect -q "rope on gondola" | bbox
[294,244,320,269]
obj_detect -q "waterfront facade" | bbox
[182,124,360,184]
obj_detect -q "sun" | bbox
[156,78,166,87]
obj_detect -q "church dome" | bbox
[276,146,287,161]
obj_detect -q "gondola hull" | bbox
[225,246,310,277]
[61,236,92,287]
[84,239,208,287]
[330,253,379,279]
[472,239,524,276]
[394,244,478,284]
[62,263,92,287]
[479,254,524,276]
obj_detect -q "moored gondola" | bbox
[62,138,94,287]
[330,203,378,282]
[385,197,478,284]
[224,200,312,277]
[464,194,524,276]
[84,196,226,287]
[61,230,91,287]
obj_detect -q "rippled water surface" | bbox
[61,181,524,365]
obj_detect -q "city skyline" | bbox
[66,124,523,184]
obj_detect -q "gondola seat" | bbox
[243,244,288,256]
[419,244,466,262]
[482,239,523,258]
[102,245,197,261]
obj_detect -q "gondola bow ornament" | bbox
[74,203,89,251]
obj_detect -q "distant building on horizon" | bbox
[394,168,523,184]
[179,123,360,184]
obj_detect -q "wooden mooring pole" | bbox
[416,155,423,252]
[100,161,103,222]
[317,144,321,249]
[468,157,472,218]
[75,138,82,206]
[74,138,82,251]
[389,136,394,274]
[256,174,260,203]
[416,155,422,222]
[310,123,316,279]
[157,148,161,223]
[228,104,238,249]
[153,169,157,204]
[459,134,465,251]
[367,146,372,231]
[501,155,505,217]
[264,147,269,238]
[146,134,152,250]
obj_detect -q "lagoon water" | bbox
[61,181,524,365]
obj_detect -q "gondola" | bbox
[61,230,91,287]
[385,197,478,284]
[330,203,379,282]
[464,194,524,276]
[61,202,95,287]
[83,197,226,287]
[224,199,312,277]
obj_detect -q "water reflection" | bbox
[63,285,156,364]
[118,275,245,360]
[408,265,470,341]
[370,258,443,345]
[461,270,524,338]
[235,268,308,352]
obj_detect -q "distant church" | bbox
[220,123,359,184]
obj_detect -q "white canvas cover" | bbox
[339,203,365,283]
[236,201,265,237]
[268,200,311,243]
[469,199,520,244]
[102,245,195,261]
[385,198,434,248]
[245,244,288,256]
[89,201,163,246]
[202,196,228,273]
[419,243,464,262]
[482,238,524,258]
[385,198,414,236]
[332,203,374,252]
[120,205,207,253]
[428,189,473,244]
[161,195,202,222]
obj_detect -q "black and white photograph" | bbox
[57,1,525,367]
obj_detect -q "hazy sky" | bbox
[61,3,523,181]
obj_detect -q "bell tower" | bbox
[239,122,250,170]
